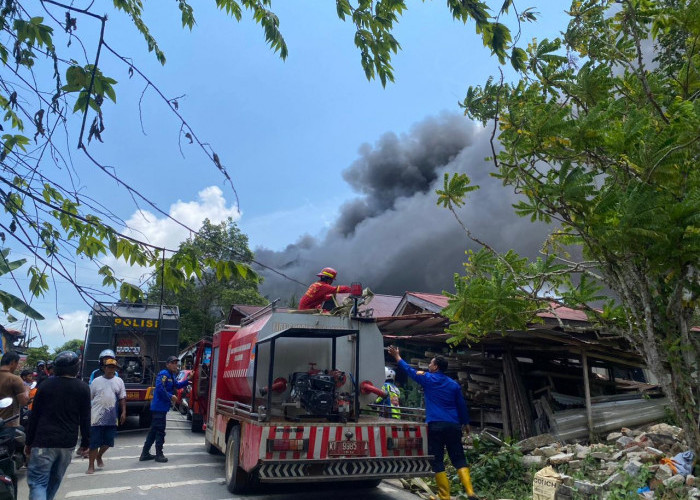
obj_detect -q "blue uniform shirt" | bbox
[397,359,469,425]
[150,368,189,412]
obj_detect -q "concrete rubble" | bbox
[516,423,699,499]
[397,423,697,499]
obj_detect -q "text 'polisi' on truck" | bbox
[81,301,180,427]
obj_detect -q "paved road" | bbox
[16,412,423,499]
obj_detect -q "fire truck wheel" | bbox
[225,426,250,493]
[205,438,220,455]
[191,413,204,433]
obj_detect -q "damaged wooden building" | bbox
[368,292,668,443]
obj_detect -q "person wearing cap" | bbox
[298,267,352,311]
[86,358,126,474]
[89,349,120,384]
[139,356,192,463]
[25,351,90,500]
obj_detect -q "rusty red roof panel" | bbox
[538,303,590,322]
[406,292,449,309]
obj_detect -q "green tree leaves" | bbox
[436,173,479,210]
[442,0,700,448]
[147,218,265,348]
[0,249,44,320]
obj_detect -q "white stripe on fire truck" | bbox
[279,426,289,460]
[354,426,362,456]
[392,425,400,457]
[367,425,376,456]
[379,425,387,455]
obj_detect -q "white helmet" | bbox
[385,367,395,381]
[99,349,116,360]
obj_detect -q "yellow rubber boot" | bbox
[428,471,451,500]
[457,467,479,499]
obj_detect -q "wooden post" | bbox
[581,351,594,441]
[499,373,511,438]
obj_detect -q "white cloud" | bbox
[122,186,240,250]
[106,186,240,281]
[32,310,89,350]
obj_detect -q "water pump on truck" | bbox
[202,301,432,493]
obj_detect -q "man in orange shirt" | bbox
[298,267,351,311]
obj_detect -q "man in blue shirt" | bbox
[139,356,191,463]
[388,345,478,500]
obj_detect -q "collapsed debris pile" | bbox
[518,423,698,499]
[394,423,697,500]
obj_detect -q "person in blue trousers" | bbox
[139,356,191,463]
[388,345,478,500]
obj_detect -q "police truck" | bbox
[81,301,180,427]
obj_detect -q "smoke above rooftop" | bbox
[255,112,552,304]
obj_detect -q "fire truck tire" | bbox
[191,413,204,433]
[225,426,250,493]
[205,438,220,455]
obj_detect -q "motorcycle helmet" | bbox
[37,360,45,367]
[385,367,395,381]
[53,351,79,377]
[99,349,116,362]
[316,267,337,280]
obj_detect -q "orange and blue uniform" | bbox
[299,282,351,310]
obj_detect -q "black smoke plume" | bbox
[255,112,551,304]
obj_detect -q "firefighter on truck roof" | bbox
[298,267,352,311]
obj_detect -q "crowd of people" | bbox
[0,349,191,500]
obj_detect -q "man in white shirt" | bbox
[86,358,126,474]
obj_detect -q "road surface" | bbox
[17,412,424,499]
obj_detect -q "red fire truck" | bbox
[178,338,212,432]
[202,303,432,493]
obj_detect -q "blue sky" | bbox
[2,2,570,348]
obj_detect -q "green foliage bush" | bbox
[425,435,535,500]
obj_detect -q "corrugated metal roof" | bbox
[407,292,449,309]
[538,303,590,322]
[376,313,449,336]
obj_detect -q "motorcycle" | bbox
[0,396,22,500]
[173,370,192,416]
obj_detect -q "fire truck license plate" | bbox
[328,440,368,456]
